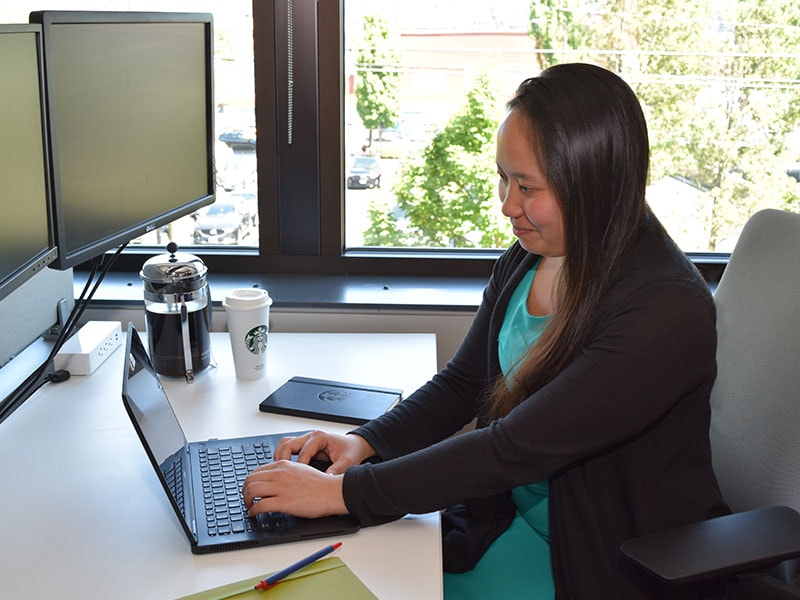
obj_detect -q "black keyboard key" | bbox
[198,441,275,536]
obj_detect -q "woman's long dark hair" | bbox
[488,63,650,419]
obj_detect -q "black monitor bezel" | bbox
[29,10,216,270]
[0,23,58,301]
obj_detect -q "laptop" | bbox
[121,324,360,554]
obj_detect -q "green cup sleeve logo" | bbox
[244,325,268,355]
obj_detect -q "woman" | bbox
[243,63,729,599]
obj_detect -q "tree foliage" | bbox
[528,0,589,70]
[527,0,800,250]
[365,1,799,251]
[355,15,401,146]
[367,76,513,249]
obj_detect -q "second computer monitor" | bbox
[31,10,216,269]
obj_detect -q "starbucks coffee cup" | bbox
[223,288,272,380]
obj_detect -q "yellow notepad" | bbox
[176,557,377,600]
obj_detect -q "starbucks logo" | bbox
[244,325,268,355]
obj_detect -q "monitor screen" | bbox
[0,24,58,301]
[30,11,215,269]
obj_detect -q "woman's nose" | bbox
[500,188,520,218]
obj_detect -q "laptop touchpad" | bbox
[255,511,295,531]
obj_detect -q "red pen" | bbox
[255,542,343,590]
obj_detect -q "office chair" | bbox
[621,208,800,598]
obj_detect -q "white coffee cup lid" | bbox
[223,288,272,309]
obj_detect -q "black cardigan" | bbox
[343,215,729,599]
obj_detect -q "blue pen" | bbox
[255,541,343,590]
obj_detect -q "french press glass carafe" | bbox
[140,242,212,382]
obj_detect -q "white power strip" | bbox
[54,321,123,375]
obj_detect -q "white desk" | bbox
[0,332,442,599]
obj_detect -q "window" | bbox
[339,0,800,256]
[2,0,798,282]
[245,0,799,281]
[240,0,502,278]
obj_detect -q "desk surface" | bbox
[0,331,441,599]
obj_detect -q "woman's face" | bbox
[496,109,566,257]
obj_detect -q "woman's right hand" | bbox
[273,430,377,475]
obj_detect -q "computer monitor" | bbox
[0,24,58,301]
[30,11,216,270]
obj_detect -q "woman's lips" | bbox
[512,222,535,237]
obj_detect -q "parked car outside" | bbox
[224,191,258,227]
[346,155,381,189]
[218,160,257,192]
[193,202,243,244]
[216,140,257,192]
[219,126,256,152]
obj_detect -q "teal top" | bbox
[497,265,550,378]
[443,259,555,599]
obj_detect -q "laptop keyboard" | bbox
[161,452,185,514]
[197,441,281,537]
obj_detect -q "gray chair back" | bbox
[710,208,800,513]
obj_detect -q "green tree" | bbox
[364,197,406,246]
[373,76,512,249]
[355,16,401,148]
[528,0,590,70]
[534,0,800,250]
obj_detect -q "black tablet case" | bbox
[258,376,403,425]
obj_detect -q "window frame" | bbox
[107,0,727,285]
[110,0,498,279]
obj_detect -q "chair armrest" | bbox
[620,506,800,585]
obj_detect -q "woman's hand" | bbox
[242,431,376,518]
[273,430,377,475]
[242,460,347,518]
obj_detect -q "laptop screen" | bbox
[124,326,188,466]
[123,325,196,538]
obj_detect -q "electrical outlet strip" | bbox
[54,321,123,376]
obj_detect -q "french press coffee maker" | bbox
[140,242,212,382]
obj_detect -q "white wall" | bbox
[79,304,476,372]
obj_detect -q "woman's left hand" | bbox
[242,460,348,518]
